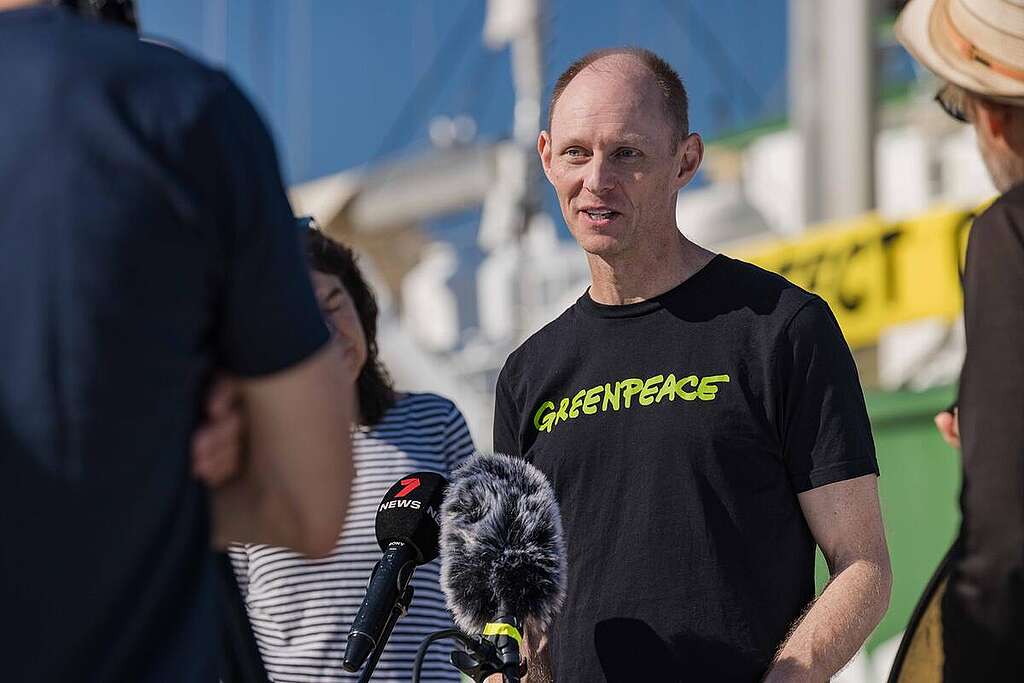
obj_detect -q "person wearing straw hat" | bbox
[896,0,1024,678]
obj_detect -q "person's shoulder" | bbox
[40,11,216,78]
[40,13,239,121]
[388,392,463,421]
[500,300,579,377]
[136,38,234,93]
[124,39,240,118]
[710,254,819,320]
[973,184,1024,246]
[989,182,1024,211]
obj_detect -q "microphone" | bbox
[437,453,566,682]
[342,471,447,675]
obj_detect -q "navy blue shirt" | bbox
[0,7,328,681]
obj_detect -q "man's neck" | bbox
[587,230,716,305]
[0,0,42,11]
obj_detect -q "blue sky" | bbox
[137,0,790,185]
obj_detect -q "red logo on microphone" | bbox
[395,478,421,498]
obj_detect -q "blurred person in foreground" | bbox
[225,226,475,681]
[492,48,891,682]
[0,1,354,681]
[896,0,1024,678]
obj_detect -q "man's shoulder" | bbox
[993,181,1024,209]
[974,184,1024,243]
[15,10,235,122]
[709,254,819,323]
[15,10,211,74]
[500,300,580,378]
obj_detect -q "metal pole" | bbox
[790,0,821,227]
[790,0,877,226]
[820,0,876,220]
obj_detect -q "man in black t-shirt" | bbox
[0,2,355,681]
[493,48,891,682]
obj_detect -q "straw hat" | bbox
[895,0,1024,104]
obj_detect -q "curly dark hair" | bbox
[303,224,396,426]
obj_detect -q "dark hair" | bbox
[304,226,396,426]
[55,0,138,30]
[548,47,689,146]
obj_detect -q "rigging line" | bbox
[458,49,501,125]
[373,0,482,160]
[658,0,763,116]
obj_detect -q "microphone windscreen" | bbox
[440,452,566,633]
[375,471,447,564]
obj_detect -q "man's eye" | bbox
[615,148,641,159]
[565,147,586,158]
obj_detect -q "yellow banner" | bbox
[731,206,977,348]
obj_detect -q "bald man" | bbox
[492,48,891,682]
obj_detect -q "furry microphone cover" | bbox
[439,452,567,634]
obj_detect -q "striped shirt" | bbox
[230,392,475,682]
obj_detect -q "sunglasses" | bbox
[934,84,969,123]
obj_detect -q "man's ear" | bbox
[675,132,704,190]
[538,130,554,182]
[975,100,1011,146]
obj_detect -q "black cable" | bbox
[373,0,481,159]
[412,628,472,683]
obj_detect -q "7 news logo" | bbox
[379,477,423,511]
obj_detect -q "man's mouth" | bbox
[580,209,619,222]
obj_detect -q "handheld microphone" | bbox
[342,471,447,675]
[436,453,566,682]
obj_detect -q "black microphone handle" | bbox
[343,540,419,672]
[357,583,414,683]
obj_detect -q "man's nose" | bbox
[583,156,615,195]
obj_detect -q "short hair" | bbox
[305,227,396,426]
[547,47,690,146]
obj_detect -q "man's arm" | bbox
[482,621,553,683]
[192,375,244,489]
[180,76,355,557]
[521,622,555,683]
[764,474,891,682]
[210,341,354,557]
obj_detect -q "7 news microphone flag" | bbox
[342,472,447,681]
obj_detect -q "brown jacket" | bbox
[943,181,1024,680]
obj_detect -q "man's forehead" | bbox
[563,55,657,101]
[552,116,655,146]
[579,51,653,79]
[551,64,665,141]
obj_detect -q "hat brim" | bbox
[895,0,1024,103]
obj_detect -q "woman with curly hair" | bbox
[228,221,474,682]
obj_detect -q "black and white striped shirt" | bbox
[230,392,475,682]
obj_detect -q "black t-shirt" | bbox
[0,7,328,682]
[493,255,878,681]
